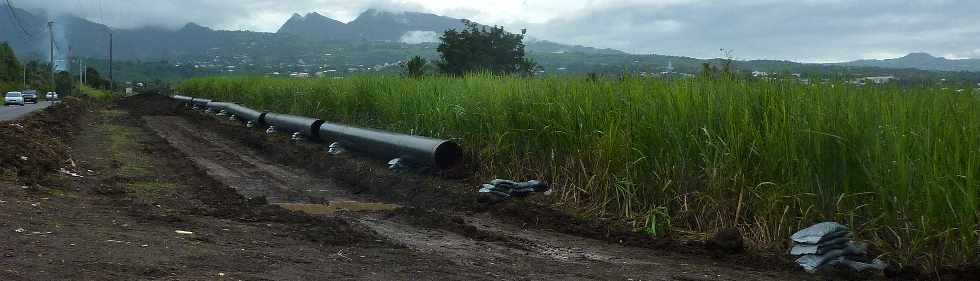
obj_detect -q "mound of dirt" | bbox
[0,97,96,184]
[115,93,183,116]
[116,93,377,246]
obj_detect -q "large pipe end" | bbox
[433,141,463,169]
[310,120,325,140]
[258,112,268,126]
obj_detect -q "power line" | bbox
[4,0,34,38]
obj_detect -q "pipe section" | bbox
[318,122,462,169]
[264,113,323,139]
[173,95,193,105]
[224,104,266,124]
[206,101,234,111]
[175,95,463,169]
[190,98,212,108]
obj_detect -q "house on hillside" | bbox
[853,76,897,85]
[865,76,896,84]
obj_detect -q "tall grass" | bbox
[78,85,114,101]
[178,75,979,270]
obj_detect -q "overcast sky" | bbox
[17,0,980,62]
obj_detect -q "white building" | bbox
[865,76,896,84]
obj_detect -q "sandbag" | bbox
[791,222,850,244]
[789,236,849,255]
[795,241,869,273]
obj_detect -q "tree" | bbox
[85,67,110,89]
[700,63,718,78]
[403,55,426,78]
[0,42,24,83]
[55,71,73,95]
[436,21,537,76]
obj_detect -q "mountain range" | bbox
[278,10,467,43]
[0,7,620,62]
[1,5,978,76]
[840,52,980,72]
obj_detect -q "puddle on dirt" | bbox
[274,201,400,215]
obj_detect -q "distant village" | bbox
[164,50,978,93]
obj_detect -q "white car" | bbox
[46,92,59,101]
[4,92,25,106]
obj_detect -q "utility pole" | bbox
[48,21,55,92]
[108,32,113,91]
[69,46,75,95]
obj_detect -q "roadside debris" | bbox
[790,222,887,273]
[387,158,406,171]
[477,179,550,203]
[706,228,744,254]
[59,168,84,178]
[328,142,345,155]
[175,230,194,235]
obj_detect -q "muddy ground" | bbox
[1,94,951,280]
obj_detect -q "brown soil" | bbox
[1,94,971,280]
[0,97,93,185]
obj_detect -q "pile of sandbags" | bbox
[790,222,886,273]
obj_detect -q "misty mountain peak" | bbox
[902,52,938,60]
[305,12,331,21]
[283,11,343,25]
[277,11,348,39]
[360,8,385,17]
[180,22,212,32]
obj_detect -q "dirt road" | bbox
[0,95,823,280]
[0,101,53,121]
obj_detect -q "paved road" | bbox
[0,101,53,121]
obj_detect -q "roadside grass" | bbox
[178,75,979,271]
[127,181,178,200]
[79,85,114,102]
[98,121,152,178]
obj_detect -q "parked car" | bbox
[45,91,58,101]
[21,90,38,103]
[4,92,25,106]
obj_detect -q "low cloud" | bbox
[400,30,439,44]
[511,0,980,61]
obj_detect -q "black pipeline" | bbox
[169,95,462,169]
[190,98,212,108]
[173,95,193,105]
[264,113,324,139]
[224,104,266,124]
[319,122,462,169]
[206,101,234,112]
